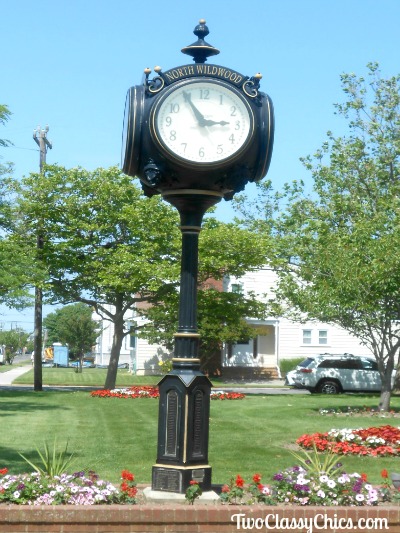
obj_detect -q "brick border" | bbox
[0,504,400,533]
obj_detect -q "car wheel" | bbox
[317,380,340,394]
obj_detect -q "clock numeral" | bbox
[199,147,205,158]
[219,95,223,105]
[165,116,172,127]
[229,134,235,144]
[200,89,210,99]
[181,143,187,153]
[217,144,223,155]
[235,120,240,130]
[169,104,180,113]
[170,130,176,141]
[230,106,237,116]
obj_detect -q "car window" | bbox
[360,358,378,371]
[318,359,362,369]
[298,357,315,368]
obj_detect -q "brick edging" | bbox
[1,504,400,532]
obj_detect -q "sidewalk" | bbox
[0,364,32,385]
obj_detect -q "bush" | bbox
[279,358,304,376]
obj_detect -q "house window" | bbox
[318,330,328,345]
[302,328,329,346]
[231,283,243,294]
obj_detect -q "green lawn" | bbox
[1,389,400,486]
[12,367,283,388]
[0,359,31,373]
[13,367,161,386]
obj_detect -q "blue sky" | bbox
[1,0,400,331]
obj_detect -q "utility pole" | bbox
[32,125,52,391]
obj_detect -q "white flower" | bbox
[317,490,325,498]
[356,493,365,501]
[327,480,336,488]
[319,475,329,483]
[13,491,20,499]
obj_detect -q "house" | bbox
[222,267,374,379]
[93,267,373,378]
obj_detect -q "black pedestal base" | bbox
[152,464,212,494]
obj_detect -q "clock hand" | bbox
[182,91,207,126]
[202,119,230,127]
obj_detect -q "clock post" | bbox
[121,19,274,496]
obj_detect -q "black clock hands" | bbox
[203,119,230,126]
[183,91,207,126]
[183,91,229,128]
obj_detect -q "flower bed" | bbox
[297,424,400,456]
[90,387,245,400]
[0,469,137,505]
[90,386,159,399]
[210,391,245,400]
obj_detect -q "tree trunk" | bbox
[104,310,125,390]
[378,371,393,412]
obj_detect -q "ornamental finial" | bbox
[181,19,220,64]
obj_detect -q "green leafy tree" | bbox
[237,63,400,411]
[0,105,37,310]
[0,104,12,149]
[11,165,182,389]
[43,303,99,370]
[140,217,271,374]
[0,328,30,364]
[11,165,271,387]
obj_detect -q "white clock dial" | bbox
[152,80,253,165]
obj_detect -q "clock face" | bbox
[151,80,254,165]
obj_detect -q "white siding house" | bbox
[222,267,373,378]
[93,267,373,378]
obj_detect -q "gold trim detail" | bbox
[179,225,202,232]
[153,464,211,470]
[174,333,201,338]
[183,395,189,463]
[162,189,224,198]
[172,357,201,363]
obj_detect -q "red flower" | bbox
[235,475,245,488]
[121,470,134,481]
[0,468,8,476]
[221,484,230,493]
[127,487,137,498]
[190,480,199,485]
[361,473,368,482]
[253,473,262,484]
[381,469,389,479]
[121,482,129,492]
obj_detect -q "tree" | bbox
[237,63,400,411]
[43,303,99,370]
[140,217,271,374]
[0,328,30,364]
[11,165,181,389]
[11,165,271,388]
[0,104,12,149]
[0,105,37,310]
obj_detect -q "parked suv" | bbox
[289,353,387,394]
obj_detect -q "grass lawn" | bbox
[12,368,284,388]
[1,389,400,486]
[0,359,31,373]
[13,367,161,386]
